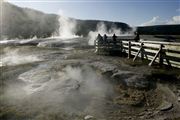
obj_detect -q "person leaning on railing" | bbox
[103,34,108,45]
[134,32,140,42]
[96,34,103,45]
[112,33,117,45]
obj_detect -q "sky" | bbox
[4,0,180,26]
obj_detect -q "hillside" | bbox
[76,19,131,37]
[1,2,59,39]
[1,2,131,39]
[137,25,180,35]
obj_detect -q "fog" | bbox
[0,47,41,67]
[57,9,81,39]
[4,62,114,116]
[87,22,137,45]
[88,22,122,45]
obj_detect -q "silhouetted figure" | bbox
[103,34,107,44]
[112,34,117,45]
[134,32,140,42]
[96,34,103,44]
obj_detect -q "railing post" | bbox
[128,41,131,59]
[148,44,164,66]
[94,39,99,54]
[120,40,123,53]
[141,43,144,60]
[159,44,164,66]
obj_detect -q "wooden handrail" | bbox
[141,40,180,46]
[94,35,180,68]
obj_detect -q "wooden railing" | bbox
[94,36,180,68]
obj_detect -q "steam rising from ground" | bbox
[88,22,123,45]
[88,22,136,45]
[58,16,79,39]
[7,64,113,115]
[58,10,79,39]
[0,47,41,67]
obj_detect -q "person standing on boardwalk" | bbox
[95,34,103,53]
[103,34,107,45]
[96,34,103,45]
[112,34,117,45]
[134,32,140,42]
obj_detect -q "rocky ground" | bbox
[0,37,180,120]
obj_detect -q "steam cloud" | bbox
[58,16,79,38]
[5,64,113,115]
[88,22,123,45]
[0,47,41,67]
[88,22,137,45]
[58,10,79,39]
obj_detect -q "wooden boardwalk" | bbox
[94,35,180,68]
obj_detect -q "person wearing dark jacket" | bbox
[96,34,103,45]
[134,32,140,42]
[112,34,117,45]
[103,34,107,44]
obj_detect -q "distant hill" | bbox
[1,2,131,39]
[137,25,180,35]
[1,2,59,39]
[76,19,131,37]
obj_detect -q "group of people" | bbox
[95,32,140,45]
[96,33,117,45]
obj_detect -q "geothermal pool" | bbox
[0,38,180,120]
